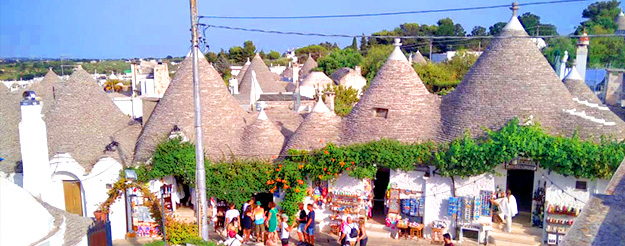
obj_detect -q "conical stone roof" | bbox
[134,50,251,163]
[241,110,285,159]
[236,58,251,82]
[31,69,62,113]
[411,51,427,65]
[281,66,293,79]
[300,54,318,78]
[45,67,141,169]
[342,38,441,144]
[238,53,285,97]
[563,66,625,136]
[0,89,24,173]
[282,98,342,153]
[441,8,625,140]
[300,71,333,88]
[563,66,601,104]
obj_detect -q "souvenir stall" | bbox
[306,174,372,232]
[128,187,160,237]
[385,170,427,239]
[448,191,493,244]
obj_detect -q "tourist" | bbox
[241,207,253,244]
[291,202,308,244]
[267,202,279,239]
[305,204,316,245]
[223,230,242,246]
[339,216,359,246]
[265,230,280,246]
[225,203,240,225]
[357,217,368,246]
[491,189,518,233]
[242,197,255,214]
[279,214,292,246]
[227,217,241,236]
[443,233,454,246]
[254,201,266,242]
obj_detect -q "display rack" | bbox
[328,191,370,235]
[543,203,580,245]
[532,180,546,227]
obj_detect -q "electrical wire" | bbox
[203,24,625,40]
[199,0,587,20]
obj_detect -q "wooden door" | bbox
[63,181,83,216]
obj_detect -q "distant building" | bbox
[430,50,482,63]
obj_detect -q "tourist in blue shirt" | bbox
[305,204,316,245]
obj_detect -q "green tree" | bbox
[317,49,363,76]
[215,51,232,82]
[259,50,267,60]
[295,45,330,61]
[349,37,359,50]
[360,35,369,55]
[228,46,246,64]
[361,45,394,82]
[519,12,559,35]
[542,37,576,67]
[577,0,622,33]
[242,40,256,59]
[324,85,360,116]
[413,63,457,94]
[488,22,507,36]
[268,50,281,60]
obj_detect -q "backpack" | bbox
[349,225,358,238]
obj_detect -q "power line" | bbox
[199,0,587,20]
[204,24,625,40]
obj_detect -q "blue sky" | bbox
[0,0,621,59]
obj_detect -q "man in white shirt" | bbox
[224,203,240,226]
[339,216,359,246]
[492,190,518,233]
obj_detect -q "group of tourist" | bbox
[221,198,317,246]
[337,215,368,246]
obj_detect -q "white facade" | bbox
[112,96,143,118]
[0,177,55,246]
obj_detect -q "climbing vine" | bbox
[98,178,163,230]
[134,118,625,216]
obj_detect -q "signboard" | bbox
[505,157,538,171]
[547,234,558,245]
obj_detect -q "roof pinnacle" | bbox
[510,2,519,17]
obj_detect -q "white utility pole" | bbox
[189,0,209,240]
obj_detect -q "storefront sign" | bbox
[505,157,538,170]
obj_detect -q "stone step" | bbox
[490,231,542,246]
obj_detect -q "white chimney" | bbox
[18,91,51,199]
[575,32,590,81]
[292,62,299,84]
[354,66,362,75]
[325,92,335,111]
[558,51,569,80]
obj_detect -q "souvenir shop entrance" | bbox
[506,169,535,213]
[372,167,390,223]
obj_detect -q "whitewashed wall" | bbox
[47,154,128,239]
[536,168,609,208]
[389,170,426,192]
[112,97,143,118]
[0,177,54,246]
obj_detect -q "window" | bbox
[575,181,587,191]
[374,108,388,118]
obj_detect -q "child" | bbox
[279,214,292,246]
[443,233,455,246]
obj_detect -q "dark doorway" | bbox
[255,193,274,211]
[372,167,390,224]
[506,169,534,212]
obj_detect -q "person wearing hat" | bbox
[253,201,266,243]
[279,214,292,246]
[224,230,242,246]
